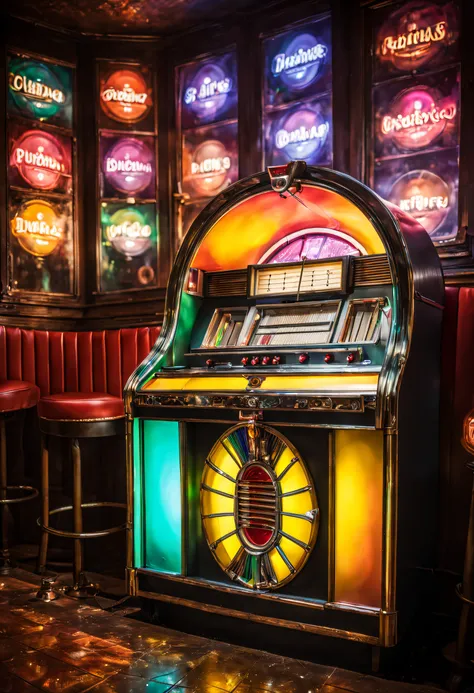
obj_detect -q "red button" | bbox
[272,356,281,365]
[347,353,355,364]
[299,353,309,364]
[205,359,214,368]
[251,356,260,366]
[324,354,333,364]
[262,356,271,365]
[241,357,249,366]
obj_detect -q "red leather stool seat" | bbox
[0,380,39,413]
[38,392,124,421]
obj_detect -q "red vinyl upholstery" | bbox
[38,393,125,421]
[0,380,39,413]
[439,287,474,573]
[0,326,160,422]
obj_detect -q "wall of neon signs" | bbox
[7,52,76,296]
[177,52,238,240]
[97,60,158,293]
[262,16,333,167]
[371,1,460,245]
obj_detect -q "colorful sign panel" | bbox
[9,195,73,294]
[100,203,158,292]
[9,126,72,193]
[264,98,332,167]
[180,53,237,129]
[374,149,458,242]
[99,64,153,128]
[374,67,459,159]
[11,198,65,257]
[374,1,459,79]
[8,55,73,128]
[100,135,155,198]
[182,123,238,198]
[264,17,332,107]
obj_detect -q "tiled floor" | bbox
[0,572,444,693]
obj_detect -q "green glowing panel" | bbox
[143,420,182,574]
[133,418,144,568]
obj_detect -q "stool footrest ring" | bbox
[37,501,128,539]
[0,485,39,505]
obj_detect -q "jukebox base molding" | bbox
[134,569,396,647]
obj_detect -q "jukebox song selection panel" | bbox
[371,0,461,245]
[97,61,159,293]
[7,53,76,296]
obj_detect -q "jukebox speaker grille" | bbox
[200,423,319,590]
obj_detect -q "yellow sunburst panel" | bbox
[200,423,319,590]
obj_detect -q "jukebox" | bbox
[125,164,444,654]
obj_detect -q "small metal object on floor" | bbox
[35,575,60,602]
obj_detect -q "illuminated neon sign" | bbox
[11,130,67,190]
[9,59,68,121]
[381,86,457,150]
[378,2,449,70]
[272,33,328,89]
[11,199,64,257]
[275,107,329,160]
[103,137,154,195]
[183,63,232,121]
[100,68,151,123]
[390,169,450,236]
[189,139,233,196]
[105,206,153,257]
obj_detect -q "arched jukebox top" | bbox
[126,163,443,431]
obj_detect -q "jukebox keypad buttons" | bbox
[241,357,249,366]
[272,356,281,365]
[262,356,271,365]
[347,353,356,364]
[324,353,333,364]
[299,353,309,364]
[205,359,214,368]
[251,356,260,366]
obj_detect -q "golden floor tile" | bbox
[3,650,101,692]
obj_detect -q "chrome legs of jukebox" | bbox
[125,164,444,662]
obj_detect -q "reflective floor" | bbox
[0,572,443,693]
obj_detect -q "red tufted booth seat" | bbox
[0,326,160,421]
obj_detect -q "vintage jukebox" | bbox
[125,164,444,655]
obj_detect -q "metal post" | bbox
[0,418,12,574]
[72,438,83,587]
[37,435,49,574]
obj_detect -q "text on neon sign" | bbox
[13,215,63,238]
[381,21,446,57]
[399,195,448,213]
[381,101,456,135]
[184,76,232,105]
[106,221,152,239]
[275,122,329,149]
[105,158,152,173]
[14,146,64,173]
[191,156,231,175]
[10,74,65,104]
[272,43,328,75]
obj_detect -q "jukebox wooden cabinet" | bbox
[125,163,444,654]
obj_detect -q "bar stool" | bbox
[37,392,128,597]
[0,380,40,574]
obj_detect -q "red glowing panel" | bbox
[100,67,152,124]
[10,129,70,191]
[376,1,458,74]
[238,465,276,549]
[380,86,456,151]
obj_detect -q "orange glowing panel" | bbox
[334,429,383,608]
[191,185,385,272]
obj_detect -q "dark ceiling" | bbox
[5,0,259,36]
